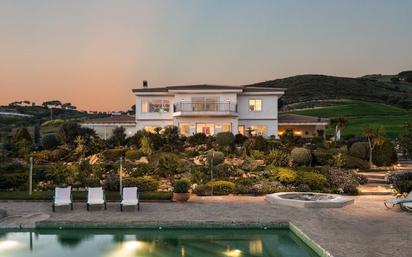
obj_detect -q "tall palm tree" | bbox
[363,126,386,166]
[329,117,348,141]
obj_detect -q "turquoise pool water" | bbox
[0,228,320,257]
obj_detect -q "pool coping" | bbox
[0,221,333,257]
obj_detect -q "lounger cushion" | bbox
[87,187,105,205]
[121,187,138,206]
[54,187,72,206]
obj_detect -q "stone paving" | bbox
[0,195,411,257]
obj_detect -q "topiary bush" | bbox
[173,179,191,193]
[123,176,159,192]
[349,142,369,160]
[41,134,60,150]
[101,149,125,162]
[372,141,397,166]
[215,132,235,147]
[125,150,143,162]
[291,147,312,166]
[206,180,235,195]
[265,149,290,166]
[207,151,225,166]
[298,172,327,190]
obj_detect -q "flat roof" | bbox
[132,84,286,93]
[278,114,329,125]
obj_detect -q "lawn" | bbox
[283,100,412,139]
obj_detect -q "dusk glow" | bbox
[1,0,411,111]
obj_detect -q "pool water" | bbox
[0,228,320,257]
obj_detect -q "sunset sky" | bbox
[1,0,411,111]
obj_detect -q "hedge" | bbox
[123,176,159,192]
[206,180,235,195]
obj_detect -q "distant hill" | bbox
[247,74,412,111]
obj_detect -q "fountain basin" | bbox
[265,192,354,208]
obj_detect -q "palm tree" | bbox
[363,126,386,166]
[329,117,348,141]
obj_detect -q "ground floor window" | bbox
[221,123,231,132]
[196,123,214,135]
[143,126,160,133]
[179,123,191,136]
[238,125,245,135]
[250,125,267,136]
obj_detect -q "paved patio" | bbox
[0,195,411,257]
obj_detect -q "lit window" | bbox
[143,126,161,133]
[238,125,245,135]
[142,99,170,113]
[248,99,262,112]
[221,123,231,132]
[179,124,191,136]
[250,125,267,136]
[196,123,214,135]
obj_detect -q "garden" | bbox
[1,120,411,201]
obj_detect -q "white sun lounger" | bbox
[52,186,73,212]
[87,187,106,211]
[120,187,140,212]
[384,191,412,208]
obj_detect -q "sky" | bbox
[1,0,411,111]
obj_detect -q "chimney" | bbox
[143,80,148,88]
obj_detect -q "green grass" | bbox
[283,100,412,139]
[0,191,172,201]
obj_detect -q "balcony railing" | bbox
[174,102,237,113]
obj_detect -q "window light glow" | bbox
[0,240,22,252]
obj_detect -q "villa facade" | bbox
[132,84,285,137]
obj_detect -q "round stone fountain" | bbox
[265,192,354,208]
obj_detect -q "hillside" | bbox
[247,74,412,111]
[283,100,412,139]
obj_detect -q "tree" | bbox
[42,134,60,150]
[329,117,348,141]
[399,122,412,158]
[109,126,126,147]
[398,70,412,83]
[58,122,82,146]
[140,135,153,156]
[13,127,32,155]
[163,126,181,151]
[363,126,386,166]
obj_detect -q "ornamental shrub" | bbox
[206,180,235,195]
[265,149,290,166]
[207,151,225,166]
[193,184,212,196]
[187,133,207,146]
[129,163,153,177]
[156,152,182,177]
[372,141,397,166]
[41,134,60,150]
[342,154,370,169]
[215,132,235,147]
[123,176,159,192]
[299,172,327,190]
[84,177,101,187]
[173,179,191,193]
[213,163,240,179]
[325,168,360,195]
[190,165,210,184]
[101,149,125,161]
[125,150,142,162]
[312,149,334,166]
[291,147,312,166]
[275,167,298,184]
[252,136,267,151]
[250,150,265,160]
[0,173,28,190]
[387,171,412,194]
[349,142,369,160]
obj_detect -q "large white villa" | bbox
[83,83,328,138]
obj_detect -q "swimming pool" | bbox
[0,228,321,257]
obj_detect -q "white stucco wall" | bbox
[237,95,278,120]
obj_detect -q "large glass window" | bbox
[142,99,170,113]
[250,125,267,136]
[238,125,245,135]
[179,123,191,136]
[192,97,219,111]
[221,123,231,132]
[248,99,262,112]
[196,123,215,135]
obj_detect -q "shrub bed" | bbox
[206,180,235,195]
[123,176,159,192]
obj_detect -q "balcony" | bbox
[173,102,238,117]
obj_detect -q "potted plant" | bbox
[173,179,191,202]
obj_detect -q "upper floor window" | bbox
[248,99,262,112]
[142,99,170,113]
